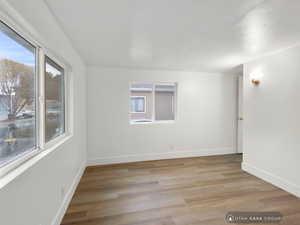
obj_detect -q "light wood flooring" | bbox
[61,154,300,225]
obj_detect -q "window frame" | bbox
[129,82,177,124]
[0,20,41,177]
[44,55,66,144]
[130,96,146,114]
[39,50,71,151]
[0,13,71,180]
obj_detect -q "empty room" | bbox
[1,0,300,224]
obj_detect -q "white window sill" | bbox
[130,112,146,114]
[0,133,72,190]
[130,120,176,125]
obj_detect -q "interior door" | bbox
[237,74,243,153]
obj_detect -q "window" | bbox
[131,96,146,113]
[129,83,176,123]
[155,84,175,121]
[45,57,65,143]
[0,21,36,167]
[0,20,68,172]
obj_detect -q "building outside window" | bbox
[0,21,36,167]
[131,96,146,113]
[129,83,176,123]
[0,20,67,171]
[45,57,65,143]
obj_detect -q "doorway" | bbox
[237,73,243,153]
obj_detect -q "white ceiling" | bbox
[45,0,300,72]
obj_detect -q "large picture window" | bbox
[45,57,65,143]
[0,20,68,172]
[0,21,36,167]
[129,83,176,123]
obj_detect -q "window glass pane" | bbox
[129,83,153,123]
[131,97,145,113]
[155,84,175,121]
[0,21,36,166]
[45,57,65,142]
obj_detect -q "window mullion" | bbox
[152,84,156,122]
[38,48,46,150]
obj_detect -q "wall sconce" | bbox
[252,78,260,85]
[250,69,264,85]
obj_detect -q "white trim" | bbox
[51,162,85,225]
[38,48,46,149]
[173,83,178,121]
[130,88,152,92]
[242,162,300,198]
[87,147,235,166]
[0,148,41,178]
[44,132,72,150]
[152,83,155,121]
[130,120,175,125]
[0,134,72,189]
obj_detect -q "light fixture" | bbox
[250,69,264,85]
[252,78,260,85]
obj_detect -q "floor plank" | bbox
[61,154,300,225]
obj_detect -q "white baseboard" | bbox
[51,162,86,225]
[87,147,236,166]
[242,162,300,198]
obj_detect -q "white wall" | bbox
[242,46,300,197]
[87,67,238,165]
[0,1,87,225]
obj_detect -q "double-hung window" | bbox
[0,20,67,173]
[129,83,176,123]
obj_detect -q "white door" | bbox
[237,74,243,153]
